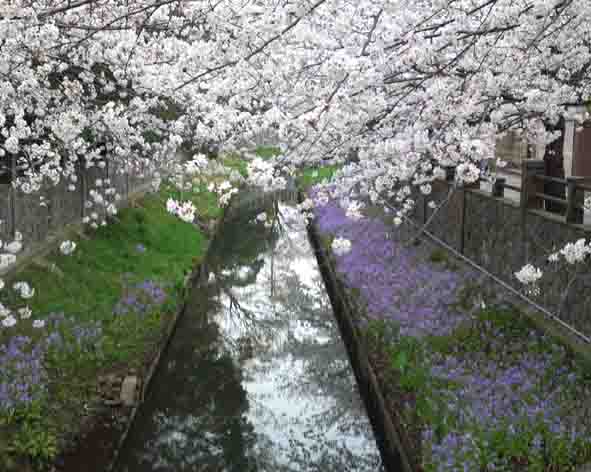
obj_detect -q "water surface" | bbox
[115,196,382,471]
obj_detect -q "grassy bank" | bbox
[0,182,221,470]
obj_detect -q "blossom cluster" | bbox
[331,237,352,256]
[166,198,196,223]
[82,179,121,229]
[246,158,287,193]
[517,239,591,292]
[207,180,239,207]
[514,264,543,285]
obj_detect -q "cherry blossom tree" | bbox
[0,0,590,311]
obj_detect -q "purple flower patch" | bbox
[313,194,591,470]
[114,279,167,316]
[0,336,46,410]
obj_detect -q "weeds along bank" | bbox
[304,171,591,471]
[0,152,260,471]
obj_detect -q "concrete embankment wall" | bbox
[411,181,591,343]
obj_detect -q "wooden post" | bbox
[444,165,456,182]
[566,176,584,224]
[79,160,87,219]
[459,187,466,254]
[520,159,545,211]
[492,177,506,198]
[9,155,16,238]
[520,159,544,264]
[126,162,130,198]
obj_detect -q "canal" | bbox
[114,193,382,471]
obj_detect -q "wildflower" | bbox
[1,315,17,328]
[515,264,542,285]
[4,240,23,254]
[345,201,364,221]
[60,240,77,255]
[166,198,178,214]
[560,238,589,264]
[0,253,17,269]
[176,201,196,223]
[0,303,9,318]
[13,281,35,299]
[18,306,32,319]
[331,237,352,256]
[106,203,117,216]
[32,319,45,328]
[256,212,267,222]
[0,278,3,290]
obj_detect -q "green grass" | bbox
[297,164,340,189]
[220,146,282,178]
[221,153,248,177]
[4,188,210,322]
[255,146,281,160]
[0,182,221,469]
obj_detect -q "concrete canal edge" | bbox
[104,214,226,472]
[305,215,415,472]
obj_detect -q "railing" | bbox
[446,159,591,225]
[519,160,588,224]
[491,177,521,197]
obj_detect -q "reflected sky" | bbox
[115,196,382,472]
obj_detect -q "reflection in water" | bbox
[115,197,382,471]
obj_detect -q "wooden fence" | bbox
[450,159,591,226]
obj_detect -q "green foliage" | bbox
[255,146,281,159]
[2,402,58,467]
[297,164,340,189]
[428,249,448,264]
[221,153,248,177]
[362,319,456,442]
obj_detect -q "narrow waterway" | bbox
[115,194,382,471]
